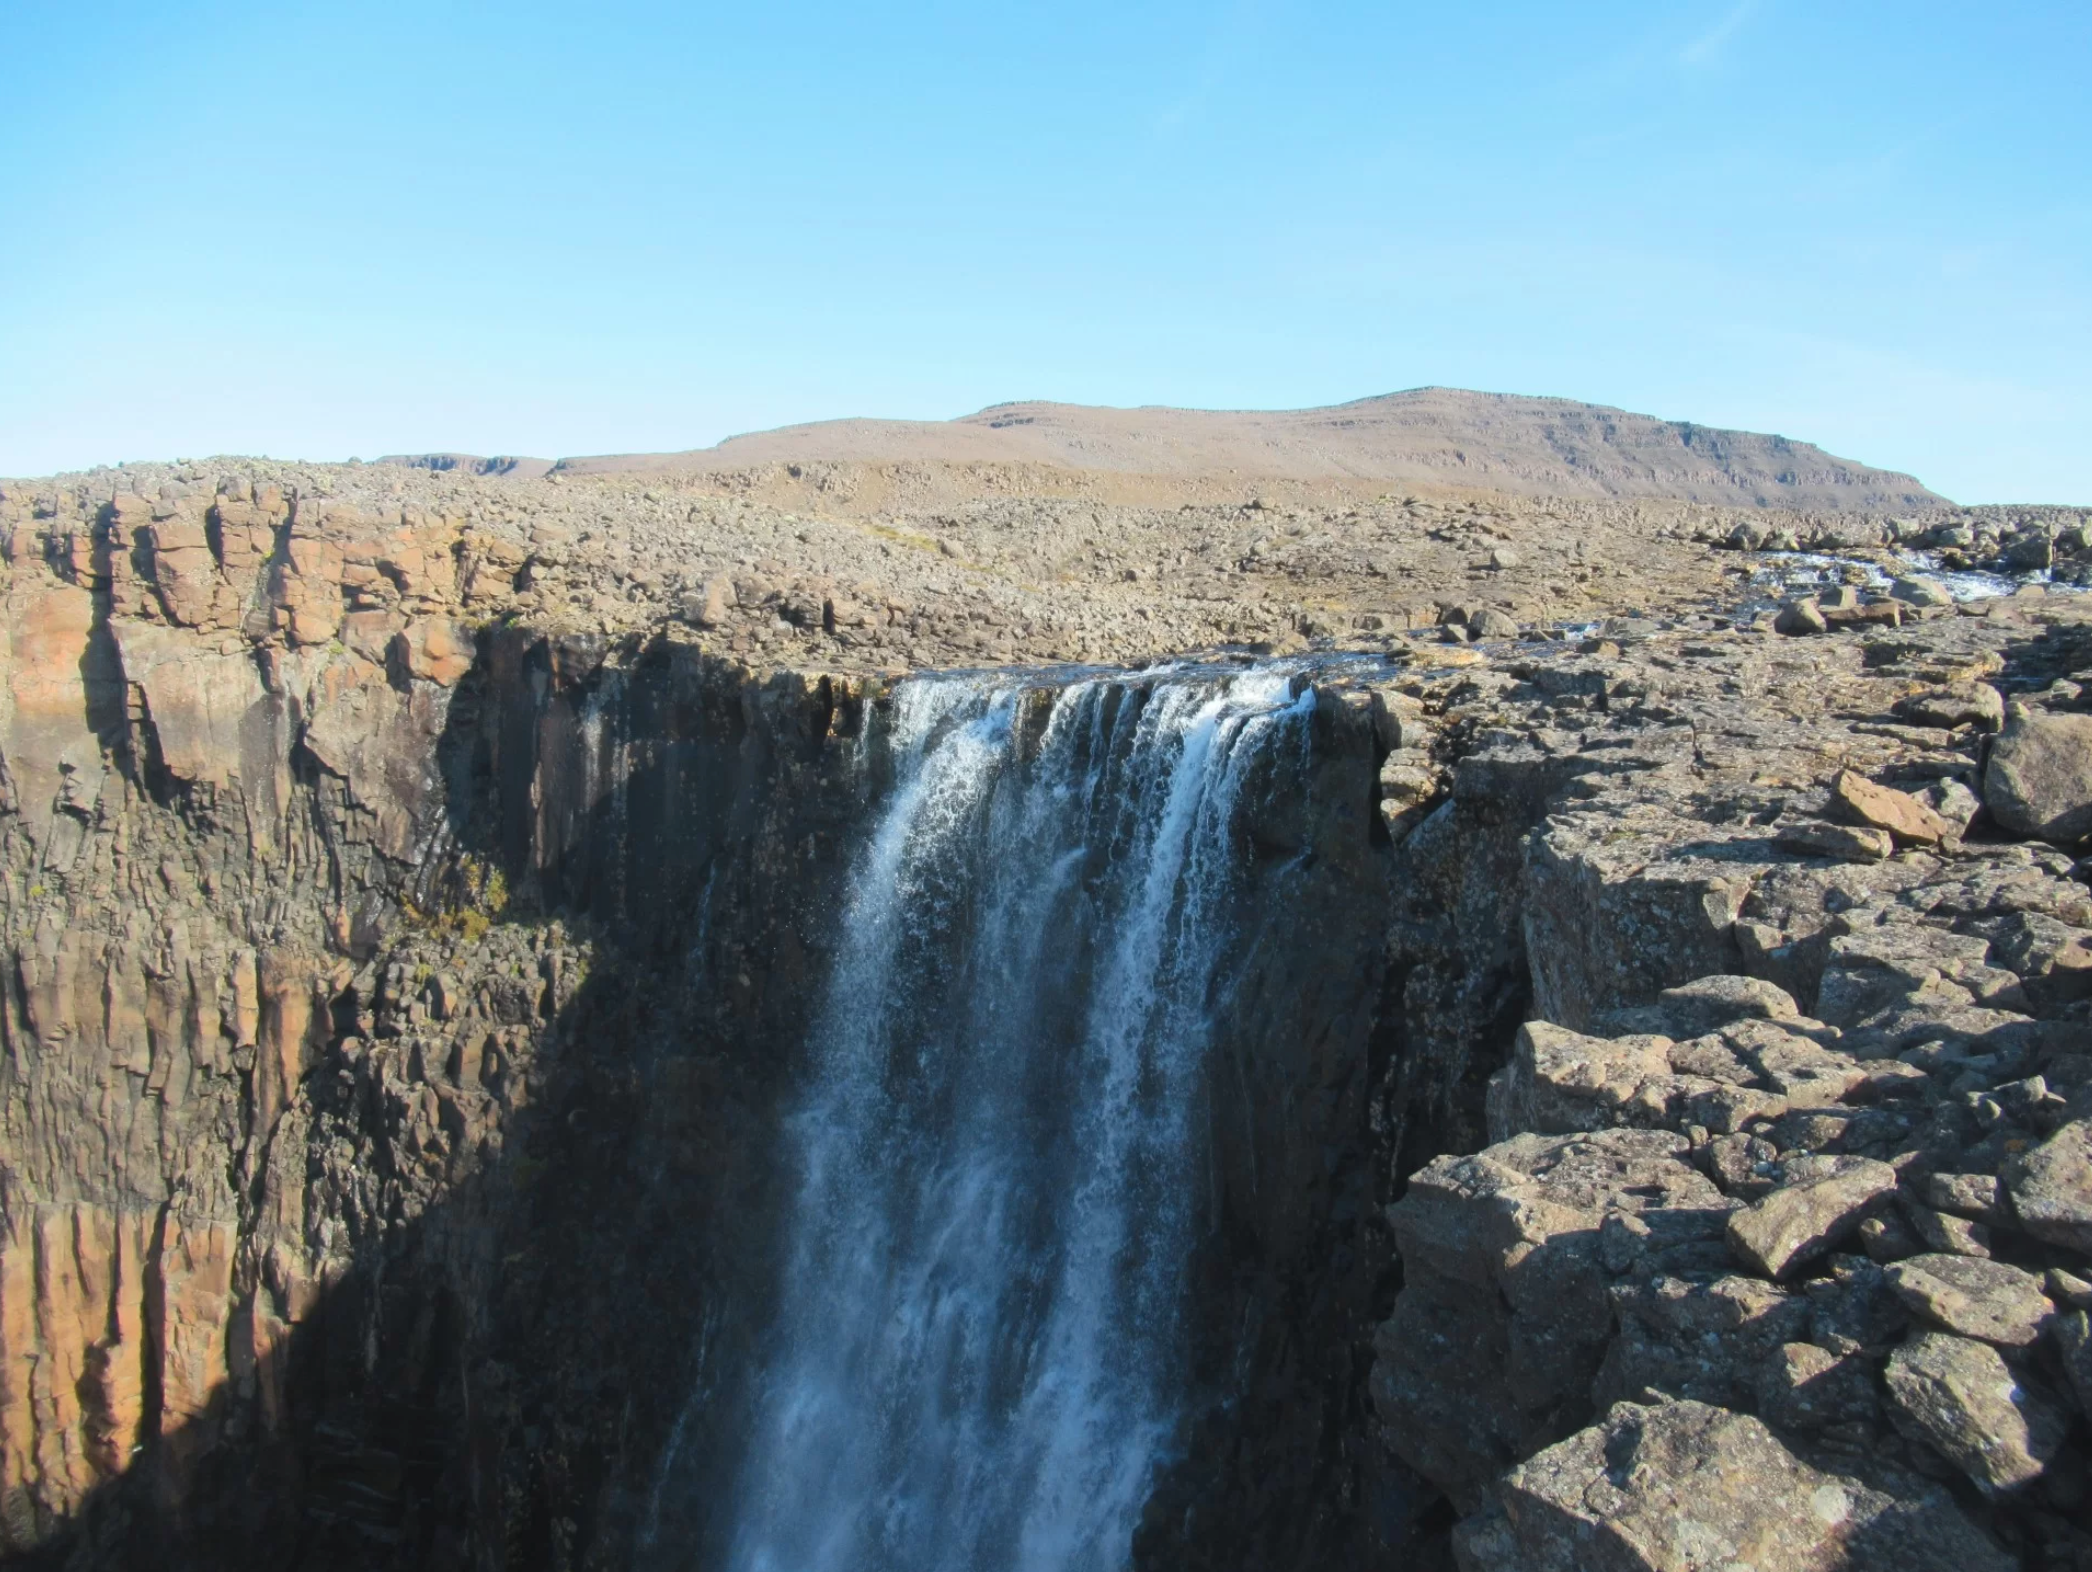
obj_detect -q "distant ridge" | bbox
[546,388,1945,511]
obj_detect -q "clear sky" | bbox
[2,2,2086,501]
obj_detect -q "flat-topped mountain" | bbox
[539,387,1944,510]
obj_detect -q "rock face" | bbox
[0,453,2089,1570]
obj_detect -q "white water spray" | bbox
[721,666,1315,1572]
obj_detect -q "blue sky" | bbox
[2,1,2086,501]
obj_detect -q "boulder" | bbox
[1593,1274,1806,1412]
[1887,575,1953,608]
[1651,974,1800,1034]
[1752,1341,1880,1433]
[1984,708,2092,843]
[1727,1159,1897,1279]
[1831,770,1953,847]
[2003,531,2054,571]
[1469,608,1520,639]
[1883,1331,2069,1494]
[1921,1172,2006,1226]
[1986,910,2092,1004]
[1915,777,1983,833]
[1885,1254,2053,1346]
[1454,1398,2012,1572]
[2001,1118,2092,1254]
[1774,599,1828,636]
[1486,1022,1673,1139]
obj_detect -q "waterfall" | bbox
[721,664,1317,1572]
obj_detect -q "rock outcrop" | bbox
[1368,598,2092,1570]
[0,451,2089,1569]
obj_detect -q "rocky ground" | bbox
[2,451,2092,1569]
[1356,590,2092,1570]
[4,455,2086,677]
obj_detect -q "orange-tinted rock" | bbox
[1832,769,1954,846]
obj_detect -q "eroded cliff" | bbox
[0,462,2087,1570]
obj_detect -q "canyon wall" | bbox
[1,470,2086,1569]
[0,481,1408,1570]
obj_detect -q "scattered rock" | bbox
[2002,1119,2092,1254]
[1888,575,1953,608]
[1727,1159,1897,1279]
[1895,683,2005,732]
[1774,821,1894,863]
[1774,599,1828,636]
[1883,1331,2070,1494]
[1831,770,1954,847]
[1885,1254,2054,1346]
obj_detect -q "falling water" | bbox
[721,664,1317,1572]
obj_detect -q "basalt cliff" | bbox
[0,445,2087,1571]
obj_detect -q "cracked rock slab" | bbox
[1452,1397,2011,1572]
[1726,1158,1897,1279]
[1882,1330,2069,1495]
[1885,1253,2053,1346]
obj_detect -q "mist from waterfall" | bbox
[720,665,1316,1572]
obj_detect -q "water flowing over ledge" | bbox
[720,666,1317,1572]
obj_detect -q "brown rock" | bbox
[1883,1331,2069,1495]
[393,617,476,685]
[1727,1159,1897,1279]
[1831,770,1954,846]
[1885,1254,2054,1346]
[1458,1398,2011,1572]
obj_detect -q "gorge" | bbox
[1,430,2089,1571]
